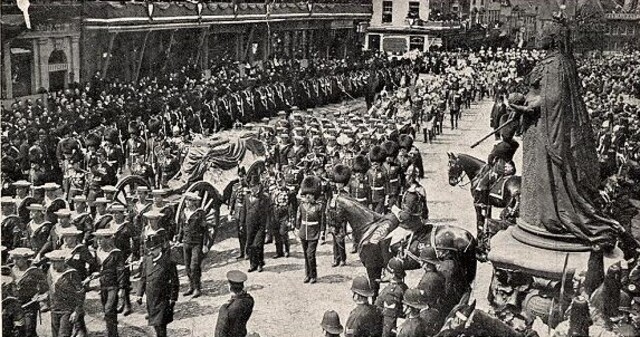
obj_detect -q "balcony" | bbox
[605,12,640,20]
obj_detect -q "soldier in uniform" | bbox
[397,289,433,337]
[130,144,155,188]
[20,204,52,256]
[398,135,423,179]
[375,258,408,337]
[125,123,144,172]
[329,164,350,267]
[71,195,93,244]
[271,175,291,258]
[2,196,22,250]
[240,175,270,273]
[2,274,26,337]
[42,183,68,224]
[93,198,114,231]
[401,165,429,223]
[8,247,49,337]
[229,167,248,260]
[108,204,134,316]
[45,249,85,337]
[382,141,402,212]
[103,129,125,175]
[64,153,87,203]
[158,141,180,188]
[345,276,384,337]
[296,175,324,284]
[321,310,345,337]
[177,192,206,298]
[215,270,255,337]
[93,228,126,337]
[348,155,371,254]
[12,180,31,211]
[136,215,179,337]
[368,145,388,214]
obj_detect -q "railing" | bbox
[605,12,640,20]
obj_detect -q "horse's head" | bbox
[447,152,465,186]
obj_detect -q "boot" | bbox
[122,289,133,316]
[183,279,194,296]
[192,279,202,298]
[423,128,428,143]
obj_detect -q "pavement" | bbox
[39,96,517,337]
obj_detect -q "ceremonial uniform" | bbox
[271,186,291,257]
[215,287,254,337]
[375,279,408,337]
[178,204,207,295]
[95,244,126,337]
[384,162,402,211]
[367,163,388,214]
[296,186,324,282]
[345,302,384,337]
[230,181,248,258]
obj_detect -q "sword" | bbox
[470,117,518,149]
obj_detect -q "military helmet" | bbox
[332,164,351,184]
[387,257,405,275]
[399,134,414,150]
[320,310,344,335]
[369,145,386,163]
[403,288,431,309]
[351,276,375,297]
[352,155,370,173]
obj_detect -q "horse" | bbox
[329,194,477,298]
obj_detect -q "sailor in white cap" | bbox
[177,192,206,298]
[71,194,94,244]
[23,204,52,255]
[9,247,49,337]
[107,203,135,315]
[93,227,127,336]
[93,197,114,232]
[45,249,85,337]
[11,180,31,210]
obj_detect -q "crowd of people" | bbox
[3,43,640,337]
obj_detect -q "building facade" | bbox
[1,1,371,100]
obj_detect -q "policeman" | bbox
[215,270,255,337]
[345,276,383,337]
[397,289,432,337]
[241,175,270,273]
[45,249,85,337]
[136,220,179,337]
[296,175,324,283]
[177,192,206,297]
[375,258,408,337]
[368,145,388,214]
[329,164,350,267]
[8,247,49,337]
[93,228,126,337]
[321,310,345,337]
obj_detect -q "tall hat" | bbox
[399,134,414,150]
[332,164,351,184]
[369,145,386,163]
[382,140,399,158]
[352,155,370,173]
[351,276,374,297]
[320,310,344,335]
[300,176,321,196]
[104,128,119,143]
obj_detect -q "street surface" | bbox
[40,97,517,337]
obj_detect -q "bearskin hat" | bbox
[332,164,351,184]
[104,128,119,144]
[128,121,140,135]
[369,145,386,163]
[508,92,526,106]
[300,175,321,196]
[382,140,400,158]
[85,133,101,148]
[148,117,162,134]
[352,155,370,173]
[398,134,414,150]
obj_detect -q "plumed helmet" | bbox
[403,288,432,309]
[387,257,405,275]
[148,117,162,134]
[85,133,101,148]
[350,276,374,297]
[399,134,414,150]
[382,140,400,158]
[369,145,386,163]
[332,164,351,184]
[128,121,140,135]
[320,310,344,335]
[104,128,119,143]
[352,155,370,173]
[300,175,321,196]
[508,92,526,106]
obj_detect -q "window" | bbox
[382,1,393,23]
[481,0,485,5]
[409,36,425,51]
[408,2,420,19]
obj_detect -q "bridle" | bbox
[448,159,471,187]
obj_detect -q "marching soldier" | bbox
[93,198,114,231]
[215,270,255,337]
[348,154,371,254]
[104,128,125,174]
[321,310,345,337]
[108,203,134,316]
[45,249,85,337]
[296,175,324,284]
[397,135,423,179]
[85,157,112,211]
[401,165,429,223]
[345,276,384,337]
[382,141,402,212]
[229,167,248,260]
[2,197,21,250]
[375,258,408,337]
[125,123,144,171]
[240,175,270,273]
[93,228,126,337]
[329,164,350,267]
[38,209,76,258]
[64,153,87,202]
[130,145,155,188]
[8,247,49,337]
[177,192,207,298]
[271,175,291,258]
[157,141,180,188]
[368,145,388,214]
[136,213,179,337]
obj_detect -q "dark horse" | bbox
[447,153,521,226]
[329,194,477,297]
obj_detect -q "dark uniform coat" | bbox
[397,316,430,337]
[345,303,383,337]
[240,192,271,248]
[296,200,324,241]
[47,268,85,314]
[214,291,255,337]
[137,247,179,326]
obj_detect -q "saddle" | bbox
[488,175,513,201]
